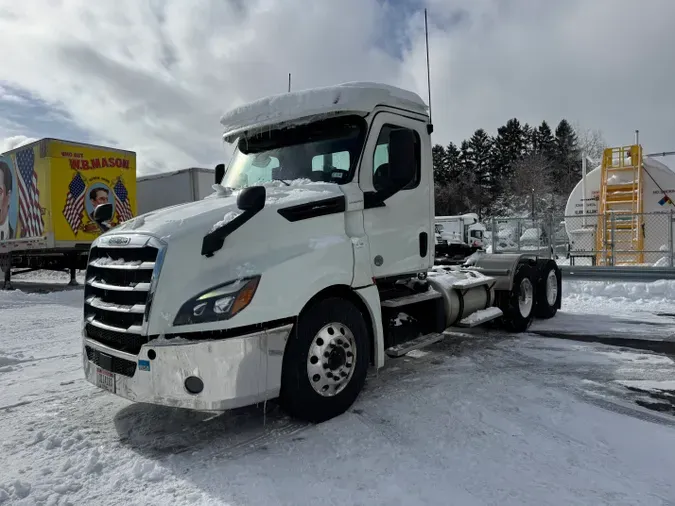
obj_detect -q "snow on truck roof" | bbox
[219,82,428,142]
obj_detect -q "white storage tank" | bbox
[564,155,675,265]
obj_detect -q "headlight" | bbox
[173,276,260,326]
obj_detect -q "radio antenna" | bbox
[424,8,433,131]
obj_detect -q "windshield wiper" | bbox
[272,178,291,186]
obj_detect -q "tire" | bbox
[534,260,561,319]
[499,262,537,333]
[279,297,370,423]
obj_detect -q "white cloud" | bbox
[401,0,675,156]
[0,0,674,175]
[0,135,37,153]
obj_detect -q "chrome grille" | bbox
[83,235,162,354]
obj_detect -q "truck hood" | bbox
[104,181,342,241]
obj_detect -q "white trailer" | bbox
[136,167,215,215]
[82,82,562,423]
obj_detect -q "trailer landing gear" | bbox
[67,253,79,286]
[1,254,13,291]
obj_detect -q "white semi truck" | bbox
[82,82,562,423]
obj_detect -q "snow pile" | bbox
[220,81,427,139]
[459,307,503,326]
[89,257,144,268]
[564,279,675,303]
[615,379,675,392]
[210,210,242,233]
[393,312,411,327]
[262,178,328,188]
[265,188,334,205]
[309,236,345,250]
[428,269,492,290]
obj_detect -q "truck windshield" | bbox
[221,115,366,189]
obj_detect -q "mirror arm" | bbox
[96,221,111,233]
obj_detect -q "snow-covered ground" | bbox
[2,275,675,505]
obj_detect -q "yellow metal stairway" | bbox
[595,145,644,265]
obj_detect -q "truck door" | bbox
[360,112,432,278]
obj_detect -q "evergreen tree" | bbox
[521,122,534,155]
[553,119,581,195]
[445,142,462,179]
[432,144,448,185]
[534,121,556,159]
[490,118,527,204]
[465,129,494,219]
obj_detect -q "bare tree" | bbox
[506,153,556,216]
[571,121,607,162]
[510,153,553,196]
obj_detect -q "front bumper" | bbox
[82,323,293,411]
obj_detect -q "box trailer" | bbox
[136,167,215,215]
[0,138,136,287]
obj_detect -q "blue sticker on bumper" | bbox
[138,359,151,372]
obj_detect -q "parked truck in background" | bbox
[0,138,136,288]
[136,167,215,215]
[82,82,562,424]
[435,213,486,260]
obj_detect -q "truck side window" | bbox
[373,124,421,192]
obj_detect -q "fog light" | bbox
[184,376,204,394]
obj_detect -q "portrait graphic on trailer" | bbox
[82,183,114,234]
[0,149,43,241]
[0,157,16,240]
[63,172,134,236]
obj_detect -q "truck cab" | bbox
[82,82,561,423]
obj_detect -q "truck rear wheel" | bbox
[279,297,370,423]
[534,260,561,319]
[499,263,537,333]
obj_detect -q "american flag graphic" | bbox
[62,172,86,234]
[113,179,133,222]
[15,147,44,237]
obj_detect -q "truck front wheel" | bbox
[279,297,370,423]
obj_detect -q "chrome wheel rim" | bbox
[518,278,534,317]
[307,322,357,397]
[545,270,558,306]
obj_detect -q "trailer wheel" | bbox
[534,260,561,319]
[279,297,370,423]
[499,263,537,332]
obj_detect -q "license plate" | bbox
[96,367,116,393]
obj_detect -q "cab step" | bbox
[381,290,442,308]
[385,332,444,357]
[455,307,503,328]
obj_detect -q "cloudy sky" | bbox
[0,0,674,175]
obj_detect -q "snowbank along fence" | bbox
[486,211,675,280]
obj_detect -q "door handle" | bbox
[419,232,428,257]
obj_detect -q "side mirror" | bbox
[215,163,225,185]
[93,203,113,233]
[202,185,267,257]
[237,185,266,212]
[388,129,417,191]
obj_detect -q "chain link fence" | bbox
[485,210,675,268]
